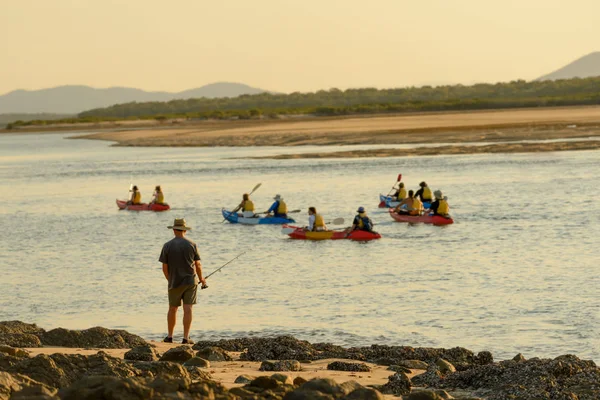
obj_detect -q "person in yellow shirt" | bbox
[305,207,327,232]
[152,185,166,205]
[394,190,422,215]
[393,182,407,201]
[128,185,142,205]
[233,193,255,217]
[415,182,433,203]
[266,194,288,218]
[429,190,450,217]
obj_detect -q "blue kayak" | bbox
[378,194,431,209]
[222,209,296,225]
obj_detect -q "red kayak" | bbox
[116,199,170,212]
[389,209,453,225]
[284,225,381,241]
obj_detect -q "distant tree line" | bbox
[7,77,600,127]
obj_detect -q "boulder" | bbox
[0,322,45,336]
[284,390,335,400]
[380,371,411,396]
[195,346,233,362]
[131,361,190,380]
[327,361,371,372]
[435,359,456,374]
[248,376,281,390]
[341,387,384,400]
[387,365,412,374]
[148,375,191,394]
[0,371,57,400]
[58,375,151,400]
[40,327,146,349]
[260,360,301,372]
[184,366,212,381]
[397,360,429,370]
[240,336,319,361]
[297,378,344,397]
[0,347,29,359]
[271,373,293,385]
[513,353,526,362]
[407,390,449,400]
[411,365,443,387]
[234,374,254,384]
[476,351,493,365]
[124,345,159,362]
[293,377,307,386]
[0,353,21,371]
[0,334,42,348]
[159,346,195,363]
[183,357,210,368]
[229,386,256,397]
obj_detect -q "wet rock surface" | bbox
[327,361,371,372]
[380,371,411,396]
[40,326,146,349]
[428,354,600,400]
[0,371,57,400]
[259,360,302,372]
[159,345,195,363]
[124,345,160,362]
[183,356,210,368]
[195,346,233,362]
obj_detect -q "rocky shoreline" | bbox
[1,321,598,399]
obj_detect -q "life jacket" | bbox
[155,191,165,204]
[437,199,449,215]
[277,200,287,215]
[242,200,255,212]
[314,214,325,229]
[410,198,423,216]
[356,213,373,231]
[133,191,141,204]
[422,186,432,201]
[397,187,407,200]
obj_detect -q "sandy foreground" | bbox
[24,342,473,399]
[66,107,600,153]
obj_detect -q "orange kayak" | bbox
[389,209,453,225]
[284,225,381,241]
[116,199,170,212]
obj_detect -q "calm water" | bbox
[0,133,598,361]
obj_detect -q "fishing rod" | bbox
[200,252,245,290]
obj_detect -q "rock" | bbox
[398,360,430,370]
[339,380,364,395]
[39,327,146,349]
[0,353,21,370]
[184,366,212,381]
[260,360,301,372]
[195,346,233,362]
[229,386,256,397]
[327,361,371,372]
[513,353,526,362]
[435,358,456,374]
[234,374,254,384]
[0,334,42,348]
[0,371,57,400]
[0,347,29,359]
[284,390,335,400]
[159,345,195,363]
[248,376,281,390]
[407,390,449,400]
[183,357,210,368]
[240,336,319,361]
[476,351,493,365]
[411,365,443,387]
[293,377,307,386]
[388,365,412,374]
[0,322,45,336]
[271,373,293,385]
[148,375,191,394]
[341,387,384,400]
[58,375,151,400]
[131,361,190,380]
[298,378,344,397]
[124,345,159,362]
[380,371,411,396]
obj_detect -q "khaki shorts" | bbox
[168,284,197,307]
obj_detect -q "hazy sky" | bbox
[2,0,599,94]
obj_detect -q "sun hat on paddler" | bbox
[273,194,283,200]
[357,206,365,213]
[434,190,443,199]
[168,218,192,231]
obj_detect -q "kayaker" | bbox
[350,207,374,232]
[395,190,414,215]
[233,193,255,217]
[159,218,207,345]
[415,181,433,203]
[393,182,407,201]
[266,194,288,218]
[305,207,327,232]
[151,185,166,205]
[128,185,142,205]
[429,190,450,217]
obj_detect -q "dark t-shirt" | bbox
[159,237,201,290]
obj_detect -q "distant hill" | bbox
[537,52,600,81]
[0,113,73,128]
[0,82,269,114]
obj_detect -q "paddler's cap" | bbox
[155,185,161,190]
[273,194,283,200]
[357,206,365,213]
[419,181,426,187]
[133,185,138,190]
[168,218,192,231]
[434,190,443,199]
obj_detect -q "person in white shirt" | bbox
[305,207,327,232]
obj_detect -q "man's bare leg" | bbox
[183,304,193,340]
[167,306,178,338]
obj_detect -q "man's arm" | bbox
[162,263,169,280]
[195,260,207,286]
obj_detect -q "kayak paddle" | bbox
[222,183,262,223]
[386,173,403,196]
[200,252,246,290]
[281,217,345,235]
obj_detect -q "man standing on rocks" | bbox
[159,218,207,344]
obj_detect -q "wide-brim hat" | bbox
[273,194,283,200]
[357,206,365,213]
[168,218,192,231]
[434,190,443,199]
